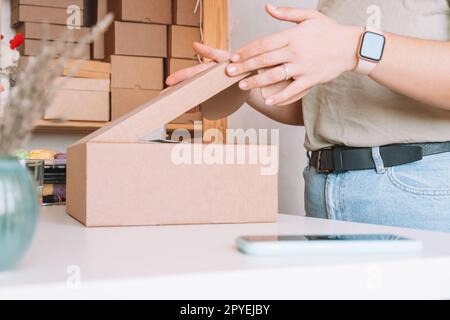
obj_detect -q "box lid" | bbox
[74,62,249,145]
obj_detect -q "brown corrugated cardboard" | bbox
[18,39,90,59]
[111,88,160,120]
[173,0,200,27]
[107,0,172,25]
[105,21,167,58]
[109,55,163,90]
[92,0,107,60]
[11,5,84,27]
[169,25,201,60]
[167,58,199,75]
[46,77,110,121]
[16,22,90,43]
[19,57,111,79]
[11,0,84,9]
[67,62,278,227]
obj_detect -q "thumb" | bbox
[265,4,321,23]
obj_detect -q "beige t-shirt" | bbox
[303,0,450,151]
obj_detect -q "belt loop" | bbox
[306,151,312,169]
[371,147,386,174]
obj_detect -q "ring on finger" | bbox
[282,64,291,81]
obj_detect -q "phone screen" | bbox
[242,234,412,242]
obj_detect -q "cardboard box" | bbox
[109,55,163,90]
[173,0,200,27]
[67,62,278,227]
[16,22,90,43]
[46,77,110,121]
[167,58,199,75]
[169,25,201,60]
[167,59,200,114]
[11,5,84,27]
[11,0,84,9]
[105,21,167,58]
[92,0,107,60]
[18,39,91,59]
[111,88,160,120]
[108,0,172,25]
[19,57,111,79]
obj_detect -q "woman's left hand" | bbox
[227,4,362,106]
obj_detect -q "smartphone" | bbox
[236,235,423,256]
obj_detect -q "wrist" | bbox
[341,25,364,72]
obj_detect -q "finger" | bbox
[193,42,231,62]
[265,4,322,23]
[238,64,301,91]
[276,89,310,106]
[227,48,292,76]
[166,61,216,86]
[230,32,289,63]
[266,77,315,106]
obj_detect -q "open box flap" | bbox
[202,82,251,120]
[72,62,249,145]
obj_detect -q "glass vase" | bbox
[0,156,39,271]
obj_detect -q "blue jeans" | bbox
[304,147,450,233]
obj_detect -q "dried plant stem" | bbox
[0,14,113,155]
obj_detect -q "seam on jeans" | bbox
[387,167,450,196]
[338,173,347,221]
[325,174,335,220]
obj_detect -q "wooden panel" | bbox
[202,0,229,143]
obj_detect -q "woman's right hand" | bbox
[165,42,231,87]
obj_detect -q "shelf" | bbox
[34,120,107,134]
[34,120,198,135]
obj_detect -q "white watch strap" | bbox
[355,27,384,75]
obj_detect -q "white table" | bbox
[1,206,450,299]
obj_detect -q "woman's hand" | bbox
[165,42,231,87]
[226,4,362,106]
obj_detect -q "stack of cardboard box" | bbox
[13,0,112,122]
[169,0,202,124]
[106,0,203,123]
[12,0,90,58]
[13,0,206,126]
[106,0,168,120]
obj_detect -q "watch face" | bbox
[360,31,386,62]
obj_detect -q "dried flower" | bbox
[0,14,113,155]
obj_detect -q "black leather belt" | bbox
[310,142,450,173]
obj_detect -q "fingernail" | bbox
[239,81,248,89]
[231,54,240,62]
[267,4,277,11]
[227,65,237,74]
[266,99,274,106]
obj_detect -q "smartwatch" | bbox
[355,27,386,75]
